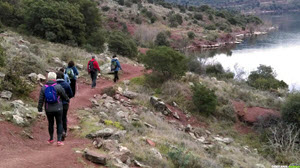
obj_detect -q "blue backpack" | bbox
[45,83,58,104]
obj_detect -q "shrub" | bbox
[86,29,106,53]
[192,83,217,116]
[168,13,183,27]
[187,31,195,39]
[0,45,5,67]
[117,0,125,6]
[125,0,132,7]
[101,87,116,97]
[168,147,202,168]
[281,93,300,128]
[154,32,170,46]
[101,6,110,11]
[108,31,138,58]
[247,65,288,90]
[205,24,217,30]
[0,1,14,26]
[194,13,203,20]
[205,63,234,80]
[141,46,187,79]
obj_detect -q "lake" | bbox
[207,13,300,90]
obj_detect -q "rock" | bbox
[173,112,180,120]
[93,138,103,149]
[213,136,234,145]
[196,136,206,143]
[116,111,128,119]
[144,122,155,129]
[114,94,120,100]
[118,87,123,93]
[111,130,127,140]
[185,124,192,132]
[12,114,25,125]
[102,140,118,151]
[112,158,130,168]
[123,91,138,99]
[255,164,265,168]
[10,100,25,108]
[28,73,38,82]
[1,91,12,100]
[150,148,162,160]
[83,149,107,165]
[100,63,111,74]
[172,102,178,107]
[90,99,99,107]
[146,139,156,147]
[37,74,46,82]
[99,112,109,118]
[101,94,108,99]
[134,160,151,168]
[69,125,81,131]
[77,64,84,70]
[86,128,115,139]
[123,80,130,85]
[114,146,132,163]
[0,72,5,78]
[53,57,62,65]
[22,130,34,139]
[150,96,168,112]
[233,101,280,125]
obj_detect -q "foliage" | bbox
[0,45,5,67]
[154,32,169,46]
[281,93,300,128]
[205,63,234,80]
[168,147,203,168]
[86,29,106,53]
[142,46,187,79]
[101,6,110,11]
[187,31,195,39]
[108,31,138,58]
[192,83,217,116]
[104,120,124,130]
[194,13,203,20]
[101,87,116,97]
[247,65,288,90]
[168,13,183,27]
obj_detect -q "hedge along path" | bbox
[0,64,145,168]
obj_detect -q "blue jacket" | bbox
[64,73,71,84]
[111,58,122,71]
[67,66,79,80]
[56,79,73,104]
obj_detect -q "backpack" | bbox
[89,61,95,72]
[66,68,75,79]
[45,84,58,104]
[111,60,117,71]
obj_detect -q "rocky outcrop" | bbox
[83,149,107,165]
[233,101,280,124]
[150,96,171,115]
[122,91,138,99]
[37,74,46,82]
[86,128,115,139]
[1,91,12,100]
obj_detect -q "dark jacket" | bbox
[38,80,69,113]
[87,58,101,73]
[56,79,73,104]
[111,58,122,71]
[67,66,79,80]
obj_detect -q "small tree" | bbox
[142,46,187,79]
[86,29,106,52]
[108,31,138,58]
[154,32,169,46]
[192,83,217,116]
[281,93,300,128]
[0,45,5,67]
[187,31,195,39]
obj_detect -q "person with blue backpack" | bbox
[60,68,70,84]
[56,71,73,141]
[65,61,79,96]
[38,72,69,146]
[111,55,122,83]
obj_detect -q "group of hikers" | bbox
[37,55,122,146]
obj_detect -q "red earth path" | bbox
[0,64,145,168]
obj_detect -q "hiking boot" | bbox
[47,139,54,144]
[62,132,67,141]
[57,141,64,146]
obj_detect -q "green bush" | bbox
[205,63,234,79]
[0,45,5,67]
[281,93,300,128]
[168,13,183,27]
[168,147,202,168]
[101,6,110,11]
[192,83,217,116]
[108,31,138,58]
[154,32,170,47]
[247,65,288,90]
[194,13,203,20]
[187,31,195,39]
[0,1,14,26]
[142,46,187,79]
[86,29,106,53]
[205,24,217,30]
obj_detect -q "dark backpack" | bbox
[111,60,117,71]
[89,61,95,72]
[45,84,58,104]
[65,68,75,79]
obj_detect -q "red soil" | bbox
[0,64,145,168]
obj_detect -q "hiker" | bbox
[56,71,73,141]
[38,72,69,146]
[59,68,70,84]
[111,55,122,83]
[87,55,100,88]
[65,61,79,96]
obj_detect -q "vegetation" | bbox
[0,45,5,67]
[187,31,195,39]
[205,63,234,80]
[247,65,288,91]
[281,93,300,128]
[154,32,170,47]
[142,46,187,79]
[108,31,138,58]
[192,83,217,116]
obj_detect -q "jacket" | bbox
[66,66,79,80]
[56,79,73,104]
[38,80,69,113]
[87,58,101,73]
[64,73,71,84]
[111,58,122,71]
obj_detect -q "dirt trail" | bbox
[0,64,145,168]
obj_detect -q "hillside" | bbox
[165,0,300,13]
[0,0,300,168]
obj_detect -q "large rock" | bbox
[123,91,138,99]
[28,73,38,83]
[1,91,12,100]
[37,74,46,82]
[100,63,111,74]
[77,64,84,70]
[83,149,107,165]
[233,101,280,124]
[53,57,62,65]
[213,136,234,145]
[86,128,115,139]
[150,96,167,112]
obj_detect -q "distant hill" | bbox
[165,0,300,13]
